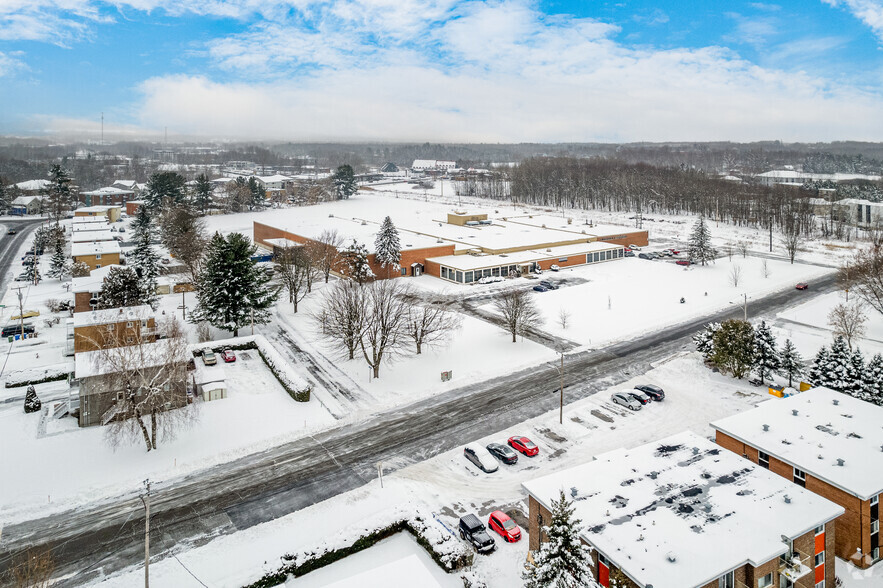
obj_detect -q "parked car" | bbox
[629,244,642,250]
[624,250,635,257]
[638,253,652,260]
[549,264,560,272]
[675,260,691,266]
[625,389,652,405]
[2,324,35,337]
[508,436,539,457]
[533,285,549,292]
[11,310,39,320]
[486,442,518,465]
[221,348,236,363]
[119,227,126,233]
[611,391,642,411]
[669,249,681,255]
[796,282,809,290]
[634,384,665,401]
[459,514,496,553]
[539,280,558,290]
[14,273,29,281]
[478,275,504,284]
[202,348,217,366]
[464,443,499,473]
[488,511,522,542]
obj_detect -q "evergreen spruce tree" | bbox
[0,178,8,214]
[191,232,280,336]
[47,232,70,279]
[128,205,159,308]
[687,216,717,266]
[341,239,375,285]
[98,266,147,309]
[863,354,883,405]
[827,336,852,392]
[333,164,358,199]
[779,339,804,388]
[374,216,402,278]
[24,386,41,413]
[45,164,73,224]
[144,171,186,210]
[523,490,596,588]
[193,172,213,214]
[752,320,781,385]
[24,260,41,285]
[807,345,831,388]
[711,319,755,378]
[248,177,266,209]
[692,322,720,360]
[846,348,867,400]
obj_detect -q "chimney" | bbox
[763,424,770,432]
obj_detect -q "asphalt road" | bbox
[0,218,46,298]
[0,270,840,585]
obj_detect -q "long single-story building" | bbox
[71,241,121,270]
[254,209,647,283]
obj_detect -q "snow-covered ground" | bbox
[90,351,776,587]
[0,347,334,524]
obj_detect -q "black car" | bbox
[625,390,652,405]
[539,280,558,290]
[638,252,652,260]
[634,384,665,401]
[2,324,36,337]
[486,442,518,465]
[459,514,496,553]
[7,229,16,235]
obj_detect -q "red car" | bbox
[796,282,809,290]
[222,348,236,363]
[488,510,521,542]
[508,436,538,457]
[675,260,691,266]
[669,249,680,255]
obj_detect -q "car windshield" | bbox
[523,440,536,448]
[502,519,517,530]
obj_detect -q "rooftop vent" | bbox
[571,487,578,498]
[836,458,845,466]
[648,471,658,480]
[792,409,799,416]
[763,424,770,432]
[784,495,791,504]
[328,214,334,218]
[666,552,677,563]
[833,399,839,405]
[692,447,700,455]
[546,248,551,252]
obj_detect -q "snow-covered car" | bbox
[611,392,642,411]
[539,280,558,290]
[464,443,498,473]
[477,275,504,284]
[202,348,217,366]
[629,244,642,250]
[221,348,236,363]
[14,273,29,281]
[549,264,560,271]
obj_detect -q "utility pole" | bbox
[181,290,186,320]
[140,479,151,588]
[769,214,773,252]
[12,286,25,339]
[743,293,748,321]
[250,309,254,335]
[559,351,564,425]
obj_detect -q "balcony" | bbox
[778,552,812,583]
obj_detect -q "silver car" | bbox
[611,392,642,411]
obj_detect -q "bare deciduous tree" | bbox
[493,289,543,343]
[736,241,749,258]
[828,301,867,351]
[360,280,410,378]
[782,229,802,264]
[724,244,733,261]
[9,548,54,588]
[315,279,367,360]
[308,229,344,283]
[729,264,742,287]
[88,319,195,451]
[558,308,570,330]
[761,259,771,279]
[160,204,208,279]
[848,245,883,315]
[274,245,316,313]
[403,294,461,354]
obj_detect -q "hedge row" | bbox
[4,372,68,389]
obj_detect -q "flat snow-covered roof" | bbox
[71,241,121,257]
[71,230,115,243]
[522,431,843,588]
[426,242,621,271]
[76,205,121,213]
[711,387,883,500]
[72,217,109,225]
[81,186,135,196]
[75,338,187,379]
[73,305,153,328]
[71,265,120,293]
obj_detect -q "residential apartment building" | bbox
[71,265,120,312]
[74,205,122,222]
[79,186,135,207]
[523,431,843,588]
[71,241,121,270]
[72,305,156,353]
[712,387,883,569]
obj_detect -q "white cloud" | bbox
[822,0,883,42]
[0,51,27,77]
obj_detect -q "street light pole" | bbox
[140,479,151,588]
[559,351,564,425]
[743,293,748,321]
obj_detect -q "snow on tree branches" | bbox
[687,216,716,266]
[374,216,401,278]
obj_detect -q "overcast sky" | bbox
[1,0,882,143]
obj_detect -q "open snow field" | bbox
[0,348,334,525]
[481,255,833,349]
[90,351,775,587]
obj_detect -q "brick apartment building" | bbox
[523,431,843,588]
[712,387,883,569]
[71,265,119,312]
[73,305,156,353]
[71,241,121,270]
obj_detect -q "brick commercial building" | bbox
[522,431,843,588]
[712,387,883,569]
[254,207,646,283]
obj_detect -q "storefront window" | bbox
[456,271,463,283]
[465,271,473,283]
[492,267,500,277]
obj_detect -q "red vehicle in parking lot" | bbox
[675,260,691,266]
[796,282,809,290]
[508,436,539,457]
[222,348,236,363]
[488,511,522,542]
